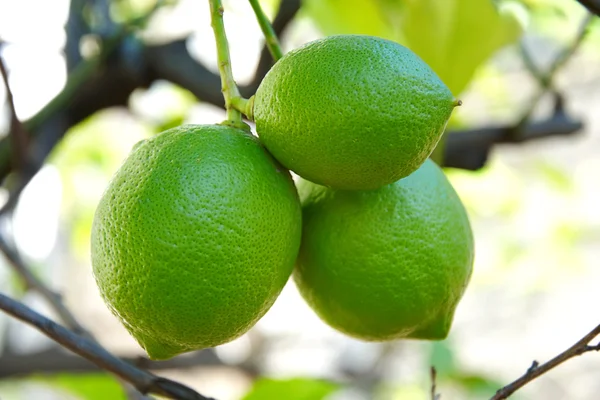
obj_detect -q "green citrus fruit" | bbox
[294,159,474,341]
[252,34,458,190]
[91,124,302,360]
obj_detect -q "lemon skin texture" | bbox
[91,124,302,360]
[253,34,457,190]
[294,159,474,341]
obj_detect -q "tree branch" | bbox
[0,0,300,191]
[0,233,91,337]
[65,0,89,72]
[0,345,242,378]
[430,367,440,400]
[442,110,583,170]
[0,43,29,174]
[0,293,214,400]
[491,323,600,400]
[513,12,593,140]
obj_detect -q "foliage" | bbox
[303,0,522,94]
[42,374,125,400]
[0,0,598,399]
[242,377,339,400]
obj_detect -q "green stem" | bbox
[208,0,248,128]
[249,0,283,61]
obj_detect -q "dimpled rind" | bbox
[294,159,474,341]
[91,124,302,360]
[253,34,456,190]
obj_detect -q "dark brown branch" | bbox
[0,44,29,174]
[545,14,593,85]
[0,293,214,400]
[0,346,239,378]
[514,12,593,139]
[430,367,440,400]
[520,13,592,90]
[65,0,89,72]
[575,0,600,16]
[491,323,600,399]
[0,11,152,193]
[442,111,583,170]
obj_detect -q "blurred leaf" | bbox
[41,373,125,400]
[445,372,505,398]
[303,0,522,95]
[302,0,400,40]
[243,377,339,400]
[156,114,186,133]
[259,0,283,17]
[533,160,573,192]
[50,110,153,260]
[400,0,522,94]
[387,383,427,400]
[429,341,456,376]
[111,0,166,25]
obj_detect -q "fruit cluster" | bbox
[91,35,474,360]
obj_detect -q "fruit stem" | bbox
[248,0,283,61]
[208,0,248,129]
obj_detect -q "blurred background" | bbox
[0,0,599,399]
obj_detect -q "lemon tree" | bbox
[90,0,475,365]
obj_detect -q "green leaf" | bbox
[41,373,125,400]
[429,341,456,376]
[446,372,505,397]
[243,377,339,400]
[400,0,522,94]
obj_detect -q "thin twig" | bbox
[248,0,283,61]
[0,43,33,216]
[544,14,593,85]
[516,13,593,132]
[430,367,441,400]
[0,233,91,337]
[521,13,593,89]
[0,346,244,378]
[0,293,214,400]
[0,194,152,399]
[0,44,29,173]
[491,323,600,399]
[65,0,89,71]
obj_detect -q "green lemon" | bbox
[294,159,474,341]
[91,124,302,360]
[252,34,458,190]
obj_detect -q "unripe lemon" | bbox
[294,159,474,340]
[253,35,458,190]
[91,124,302,360]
